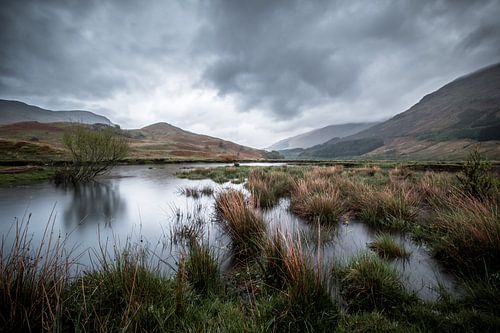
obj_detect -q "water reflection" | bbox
[61,181,126,230]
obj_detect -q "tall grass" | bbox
[431,193,500,272]
[290,177,345,224]
[354,183,419,229]
[184,240,221,296]
[0,216,72,332]
[334,252,415,313]
[247,169,293,208]
[264,232,339,331]
[214,190,266,261]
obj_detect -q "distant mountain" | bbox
[0,99,114,125]
[125,122,268,160]
[268,122,378,150]
[300,63,500,160]
[0,119,270,161]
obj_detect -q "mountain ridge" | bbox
[298,62,500,160]
[0,99,114,126]
[268,122,378,150]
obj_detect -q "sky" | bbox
[1,0,500,148]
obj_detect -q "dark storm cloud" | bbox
[0,0,500,131]
[0,0,194,108]
[197,0,500,119]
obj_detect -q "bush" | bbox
[57,125,129,183]
[457,149,495,199]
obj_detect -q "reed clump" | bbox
[290,177,345,224]
[264,233,339,331]
[334,252,415,313]
[0,218,71,332]
[431,193,500,272]
[215,190,266,261]
[368,233,410,260]
[247,169,293,208]
[354,183,419,229]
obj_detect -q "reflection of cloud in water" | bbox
[61,182,126,229]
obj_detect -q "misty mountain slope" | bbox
[300,62,500,160]
[268,122,378,150]
[0,100,114,125]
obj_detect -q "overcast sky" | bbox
[1,0,500,148]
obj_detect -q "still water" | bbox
[0,163,457,300]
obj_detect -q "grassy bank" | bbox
[0,166,54,185]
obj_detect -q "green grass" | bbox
[368,233,410,259]
[177,166,251,183]
[0,167,54,185]
[334,252,416,313]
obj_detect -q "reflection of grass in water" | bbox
[178,185,214,199]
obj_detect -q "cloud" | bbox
[1,0,499,147]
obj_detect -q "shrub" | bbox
[457,149,495,199]
[58,125,128,183]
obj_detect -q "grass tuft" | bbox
[215,190,266,262]
[368,233,410,260]
[335,252,415,313]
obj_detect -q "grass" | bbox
[184,240,221,296]
[214,189,266,262]
[354,183,419,229]
[2,160,500,331]
[247,168,293,208]
[0,216,71,332]
[334,252,416,313]
[0,167,54,185]
[290,175,345,224]
[263,232,339,331]
[368,233,410,259]
[179,185,214,198]
[430,193,500,273]
[177,166,251,183]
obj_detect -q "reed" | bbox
[214,190,266,261]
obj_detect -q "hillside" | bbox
[0,121,268,162]
[268,122,377,150]
[0,100,114,125]
[300,63,500,160]
[125,122,267,160]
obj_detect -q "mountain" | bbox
[300,63,500,160]
[125,122,268,160]
[0,118,269,162]
[268,122,378,150]
[0,99,114,125]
